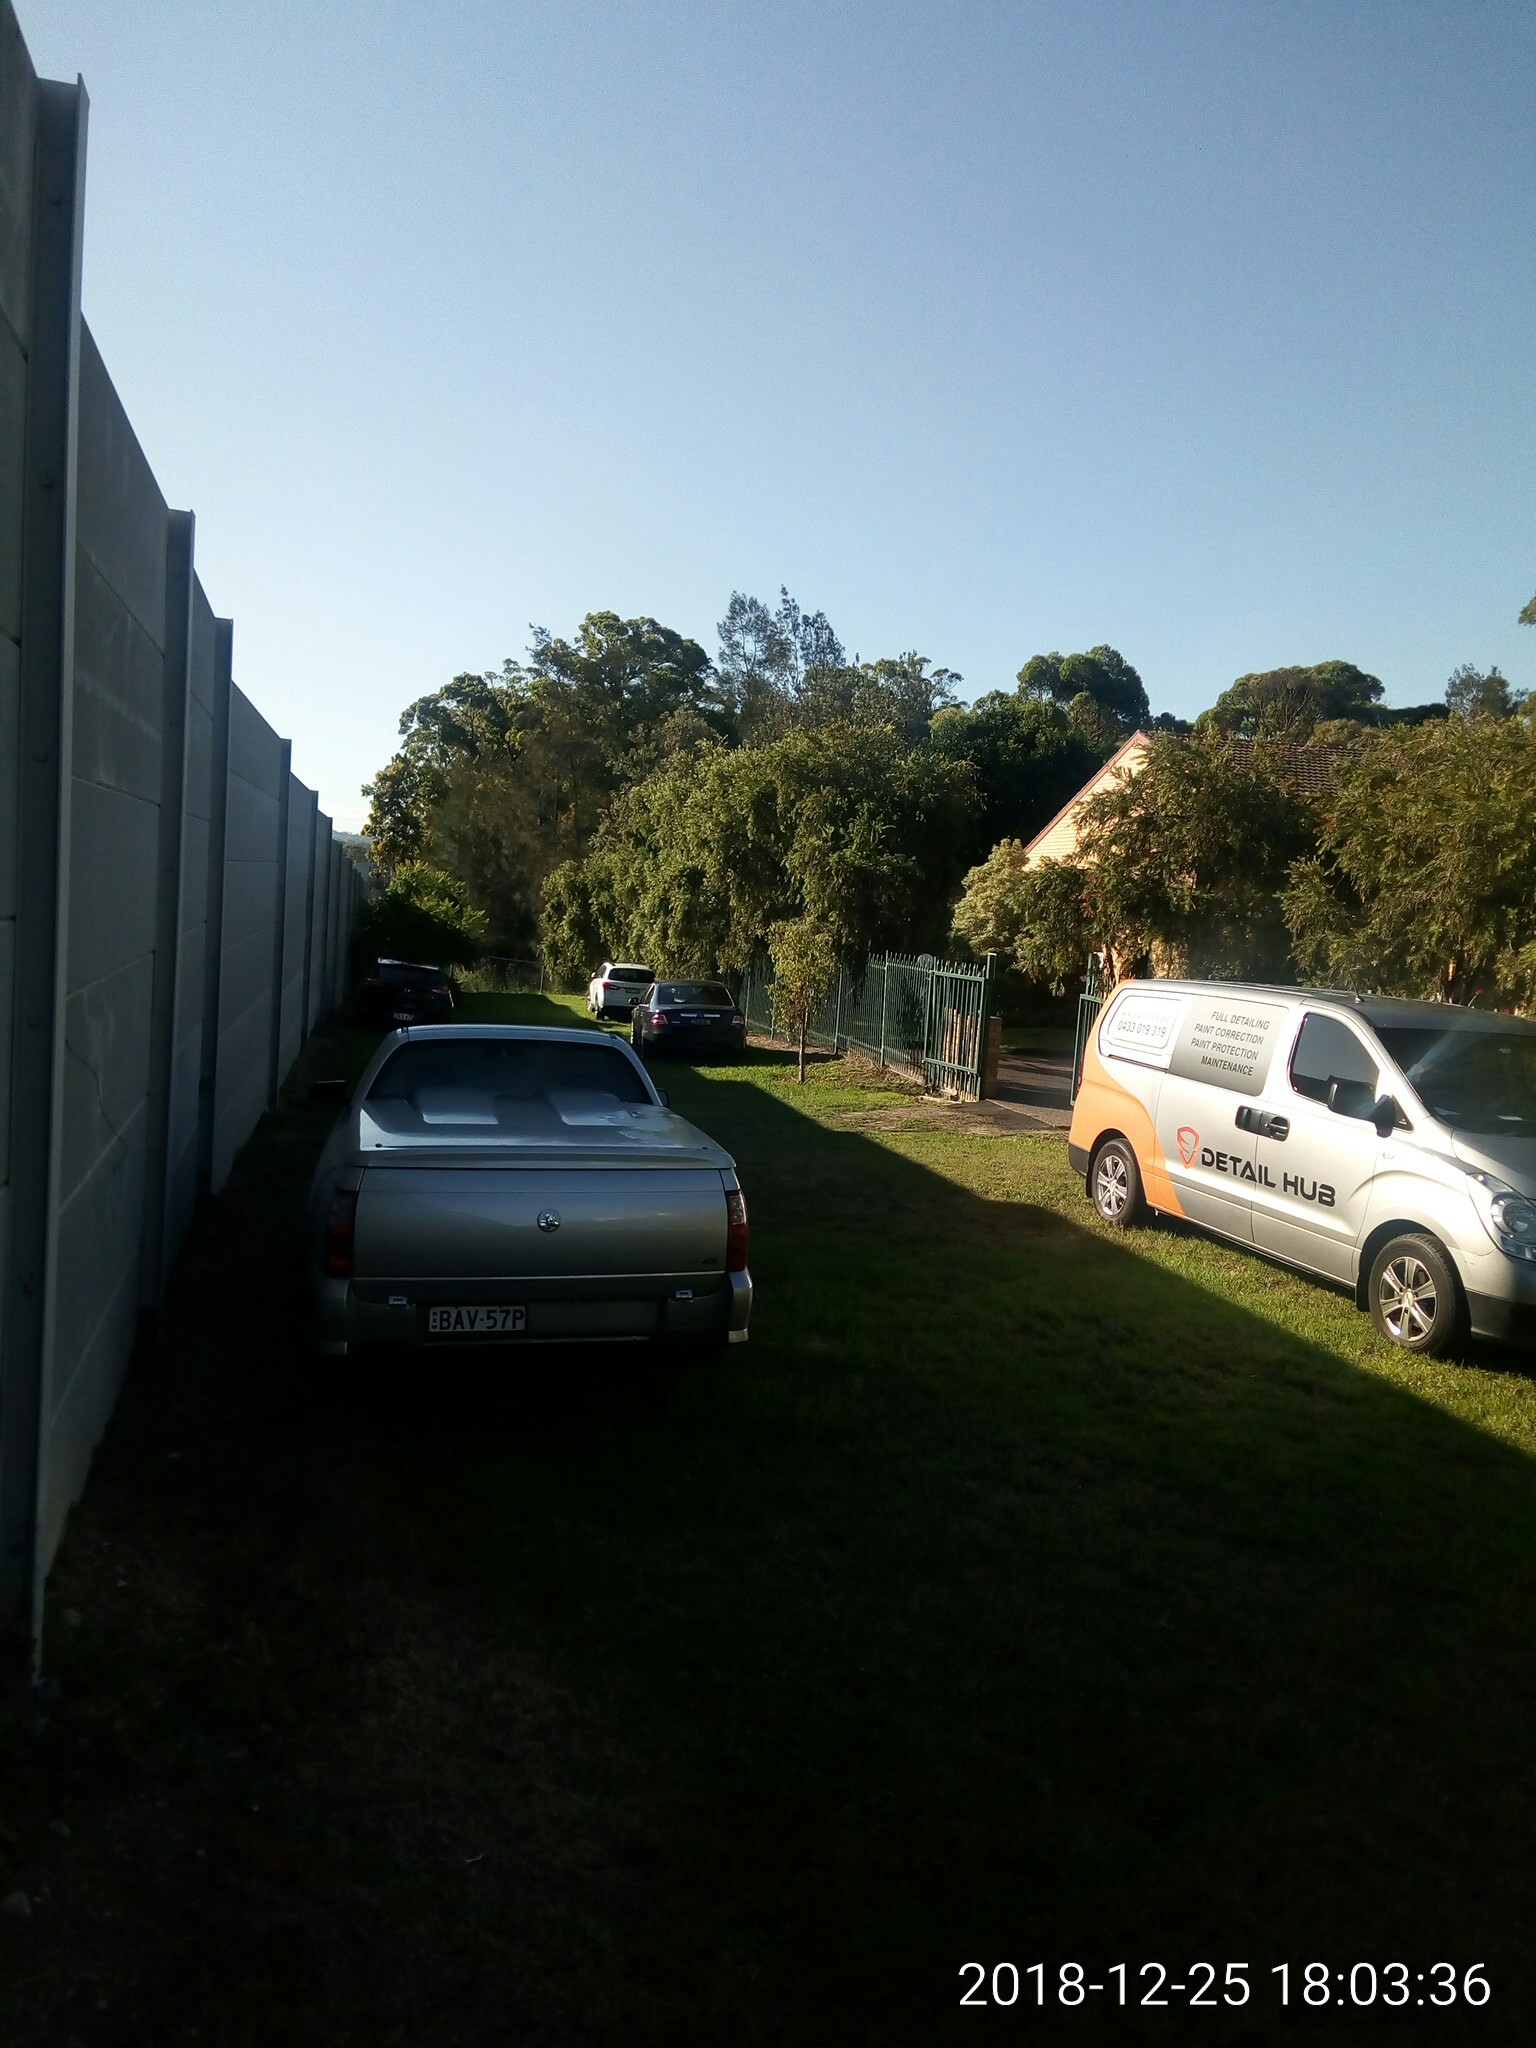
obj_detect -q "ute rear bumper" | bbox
[311,1267,751,1358]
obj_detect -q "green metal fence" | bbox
[738,952,997,1098]
[1071,955,1109,1100]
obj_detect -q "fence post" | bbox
[0,76,90,1645]
[877,958,889,1069]
[196,625,233,1197]
[140,510,195,1311]
[977,950,999,1100]
[266,739,292,1111]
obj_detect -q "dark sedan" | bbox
[354,959,455,1028]
[630,982,747,1062]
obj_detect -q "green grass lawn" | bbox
[999,1021,1074,1054]
[6,991,1536,2043]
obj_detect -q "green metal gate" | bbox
[738,951,997,1099]
[1070,954,1108,1101]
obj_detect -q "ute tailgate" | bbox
[353,1165,728,1279]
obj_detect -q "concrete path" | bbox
[988,1049,1074,1130]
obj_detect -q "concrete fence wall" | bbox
[0,1,364,1645]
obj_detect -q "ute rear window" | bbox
[368,1039,650,1106]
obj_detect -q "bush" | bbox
[352,862,487,975]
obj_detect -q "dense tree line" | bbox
[363,594,1533,1011]
[363,590,1141,973]
[953,668,1536,1008]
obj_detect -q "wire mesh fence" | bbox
[461,956,549,993]
[738,952,997,1098]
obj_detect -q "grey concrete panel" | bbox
[0,0,36,352]
[227,685,284,799]
[0,325,23,643]
[223,770,280,869]
[50,1101,145,1386]
[179,809,209,937]
[3,72,87,1630]
[0,630,16,918]
[216,919,277,1047]
[210,1000,268,1189]
[65,777,157,992]
[0,913,12,1174]
[38,1117,146,1577]
[59,948,152,1207]
[184,693,212,825]
[71,553,164,803]
[75,325,167,649]
[188,581,216,713]
[305,840,326,1030]
[220,854,279,960]
[173,911,205,1041]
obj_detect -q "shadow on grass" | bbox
[6,1032,1536,2046]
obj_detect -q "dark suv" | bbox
[354,959,455,1028]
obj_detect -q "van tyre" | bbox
[1368,1233,1464,1355]
[1091,1138,1146,1227]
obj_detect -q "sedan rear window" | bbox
[378,962,442,987]
[654,984,735,1006]
[368,1039,650,1107]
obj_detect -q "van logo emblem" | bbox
[1176,1126,1200,1166]
[537,1209,561,1233]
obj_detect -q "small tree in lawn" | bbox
[769,916,838,1084]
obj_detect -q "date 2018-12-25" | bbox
[959,1962,1490,2010]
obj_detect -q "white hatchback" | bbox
[587,961,655,1020]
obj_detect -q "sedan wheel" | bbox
[1368,1233,1463,1355]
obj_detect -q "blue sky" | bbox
[24,0,1535,827]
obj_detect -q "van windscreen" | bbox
[1377,1028,1536,1134]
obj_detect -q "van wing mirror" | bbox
[1373,1093,1405,1137]
[1326,1077,1378,1121]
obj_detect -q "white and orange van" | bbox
[1069,980,1536,1355]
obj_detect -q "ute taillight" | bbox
[725,1186,748,1272]
[324,1188,358,1277]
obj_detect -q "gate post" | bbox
[978,951,999,1099]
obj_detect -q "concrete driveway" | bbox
[989,1049,1073,1129]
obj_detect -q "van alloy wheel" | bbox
[1367,1232,1463,1355]
[1377,1254,1437,1343]
[1091,1138,1145,1227]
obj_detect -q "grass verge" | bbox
[4,994,1536,2044]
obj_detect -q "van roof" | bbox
[1114,979,1536,1037]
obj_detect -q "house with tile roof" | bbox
[1021,729,1348,869]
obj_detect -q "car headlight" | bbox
[1464,1169,1536,1262]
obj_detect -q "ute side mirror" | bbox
[655,1088,670,1108]
[309,1078,351,1106]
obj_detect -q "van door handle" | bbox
[1235,1107,1289,1141]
